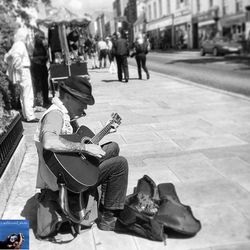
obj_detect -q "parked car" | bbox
[200,37,242,56]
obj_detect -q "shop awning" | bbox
[147,15,173,31]
[36,6,91,64]
[220,13,245,27]
[36,6,91,27]
[198,19,215,27]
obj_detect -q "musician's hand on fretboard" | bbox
[109,123,119,134]
[106,120,120,134]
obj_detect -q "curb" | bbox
[129,64,250,102]
[152,70,250,102]
[224,54,250,60]
[0,136,27,218]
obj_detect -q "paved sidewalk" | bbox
[2,66,250,250]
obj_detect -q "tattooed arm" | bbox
[41,110,105,158]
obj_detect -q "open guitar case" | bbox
[118,175,201,242]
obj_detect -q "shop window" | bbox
[232,25,236,34]
[236,0,243,13]
[175,24,188,48]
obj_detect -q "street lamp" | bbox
[212,8,220,36]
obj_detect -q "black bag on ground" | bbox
[36,188,98,242]
[118,175,201,241]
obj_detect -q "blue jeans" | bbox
[97,142,128,210]
[135,53,149,79]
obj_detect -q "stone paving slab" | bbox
[1,66,250,249]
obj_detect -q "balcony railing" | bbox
[0,113,23,178]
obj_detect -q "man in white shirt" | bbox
[97,37,108,68]
[5,27,38,122]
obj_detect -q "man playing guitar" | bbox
[34,76,128,234]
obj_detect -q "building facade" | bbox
[95,11,114,39]
[192,0,250,48]
[173,0,192,49]
[133,0,147,40]
[113,0,130,32]
[124,0,137,43]
[144,0,193,49]
[192,0,221,48]
[109,0,250,49]
[220,0,250,41]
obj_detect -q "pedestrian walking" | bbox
[131,33,150,80]
[97,37,108,68]
[85,35,98,69]
[4,27,38,123]
[84,34,92,62]
[106,36,116,74]
[91,37,99,69]
[112,32,129,82]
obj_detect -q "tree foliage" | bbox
[0,0,52,113]
[0,2,18,71]
[0,0,52,71]
[41,0,51,6]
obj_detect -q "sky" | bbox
[51,0,114,15]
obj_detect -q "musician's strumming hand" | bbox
[85,144,106,158]
[44,134,105,159]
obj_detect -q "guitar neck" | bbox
[91,122,113,144]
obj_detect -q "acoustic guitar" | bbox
[43,113,122,193]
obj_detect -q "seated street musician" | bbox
[34,76,128,235]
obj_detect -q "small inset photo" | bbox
[0,220,29,250]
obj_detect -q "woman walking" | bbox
[131,33,150,80]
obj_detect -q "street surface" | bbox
[2,67,250,250]
[128,51,250,96]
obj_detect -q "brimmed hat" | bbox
[60,76,95,105]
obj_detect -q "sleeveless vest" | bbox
[34,97,73,191]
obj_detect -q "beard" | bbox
[70,110,86,122]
